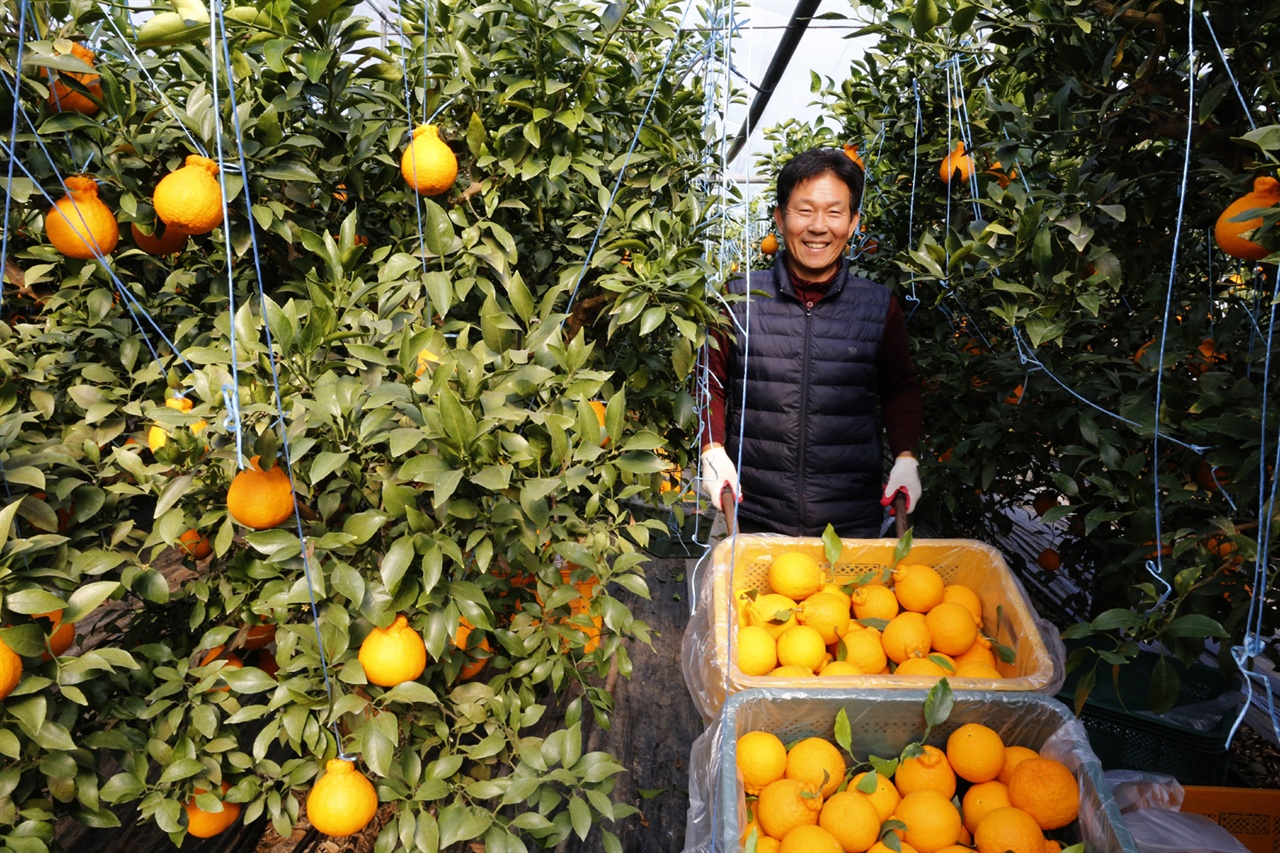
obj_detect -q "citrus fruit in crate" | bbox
[973,805,1044,853]
[946,722,1006,783]
[756,777,823,839]
[818,789,880,850]
[998,744,1041,785]
[737,625,778,676]
[895,788,963,851]
[1007,757,1079,830]
[737,730,788,795]
[769,550,824,600]
[892,563,945,612]
[785,737,845,798]
[851,770,900,822]
[743,592,799,639]
[778,824,841,852]
[895,744,956,799]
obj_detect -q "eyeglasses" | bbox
[784,207,852,225]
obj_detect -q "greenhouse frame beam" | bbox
[725,0,824,164]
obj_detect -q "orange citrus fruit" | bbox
[798,592,851,644]
[779,824,842,852]
[0,636,23,699]
[925,602,979,656]
[895,744,956,799]
[997,745,1040,786]
[738,730,788,795]
[785,737,846,799]
[454,617,491,680]
[1007,757,1079,830]
[36,610,75,659]
[851,583,899,621]
[893,564,945,612]
[756,777,823,840]
[46,42,102,114]
[178,528,212,559]
[962,780,1012,834]
[946,723,1006,783]
[973,806,1045,853]
[185,781,240,838]
[818,790,881,852]
[881,611,931,663]
[46,175,118,259]
[226,455,295,529]
[851,770,900,822]
[896,788,963,852]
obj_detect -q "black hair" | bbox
[776,147,865,213]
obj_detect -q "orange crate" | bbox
[1181,785,1280,853]
[682,534,1064,721]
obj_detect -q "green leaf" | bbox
[136,11,208,48]
[822,524,843,572]
[1163,614,1229,639]
[256,162,321,182]
[923,678,953,728]
[381,537,415,594]
[833,707,852,754]
[66,582,120,623]
[423,199,456,257]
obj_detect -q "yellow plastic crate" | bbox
[681,534,1064,721]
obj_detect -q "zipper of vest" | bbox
[798,302,814,530]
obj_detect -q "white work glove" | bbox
[699,445,740,512]
[881,455,921,514]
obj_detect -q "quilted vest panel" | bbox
[724,257,890,536]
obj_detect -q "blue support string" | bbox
[1146,12,1199,614]
[560,0,694,323]
[1200,10,1257,132]
[390,0,434,308]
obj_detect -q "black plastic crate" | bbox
[1056,645,1239,786]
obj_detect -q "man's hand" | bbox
[699,444,740,511]
[881,455,921,514]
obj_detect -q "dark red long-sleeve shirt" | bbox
[702,261,922,456]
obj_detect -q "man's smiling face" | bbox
[774,172,860,282]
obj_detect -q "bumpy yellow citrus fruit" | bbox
[954,640,997,669]
[998,745,1041,785]
[358,614,427,686]
[737,624,779,676]
[881,611,931,664]
[226,455,294,529]
[737,730,788,795]
[786,737,846,799]
[401,124,458,195]
[46,175,118,259]
[925,601,979,656]
[941,584,983,625]
[154,155,224,235]
[776,625,827,673]
[851,583,899,622]
[818,660,861,677]
[955,660,1003,679]
[895,656,948,677]
[770,665,813,678]
[838,628,888,674]
[820,582,851,609]
[893,564,945,612]
[306,758,379,837]
[148,395,208,453]
[798,592,851,644]
[746,593,800,639]
[769,551,824,600]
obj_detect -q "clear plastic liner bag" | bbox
[1105,770,1249,853]
[684,688,1136,853]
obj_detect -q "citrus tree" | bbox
[768,0,1280,704]
[0,0,715,849]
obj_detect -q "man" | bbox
[700,147,923,537]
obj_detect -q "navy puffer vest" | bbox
[724,256,890,536]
